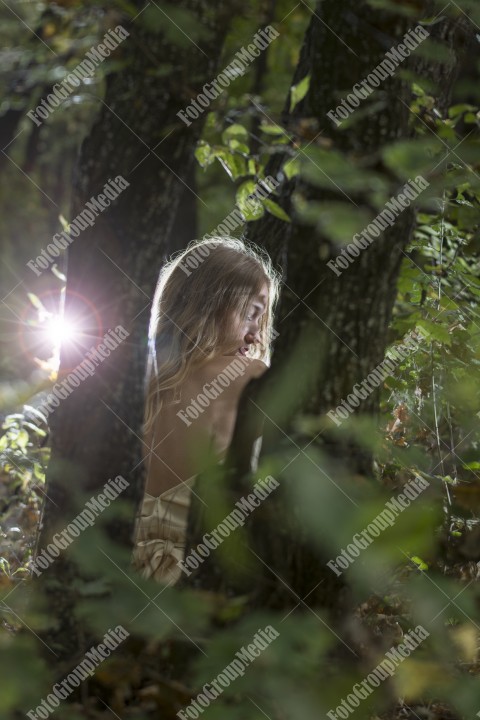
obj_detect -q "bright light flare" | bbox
[45,315,81,348]
[18,289,103,374]
[41,312,85,374]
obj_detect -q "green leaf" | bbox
[14,429,29,451]
[214,149,247,180]
[416,318,452,346]
[463,462,480,470]
[196,142,248,179]
[222,124,249,144]
[283,156,300,180]
[301,147,383,194]
[382,138,444,180]
[290,74,310,112]
[411,555,428,571]
[262,198,290,222]
[227,140,249,154]
[448,104,476,119]
[236,181,264,221]
[260,123,287,136]
[195,142,215,168]
[294,198,372,242]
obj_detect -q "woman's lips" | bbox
[237,346,249,356]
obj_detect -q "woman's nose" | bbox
[245,330,260,345]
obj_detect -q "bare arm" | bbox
[224,359,269,476]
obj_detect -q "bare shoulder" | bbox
[193,355,268,384]
[245,358,269,379]
[215,356,268,379]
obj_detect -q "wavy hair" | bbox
[143,236,281,436]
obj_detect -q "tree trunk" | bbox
[248,0,471,610]
[33,0,235,666]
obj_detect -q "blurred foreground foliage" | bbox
[1,0,480,718]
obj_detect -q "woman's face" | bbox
[223,282,269,357]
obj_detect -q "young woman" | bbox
[132,236,280,585]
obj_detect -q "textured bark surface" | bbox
[245,2,471,612]
[34,1,234,665]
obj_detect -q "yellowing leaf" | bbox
[290,74,310,112]
[450,624,478,662]
[395,660,446,699]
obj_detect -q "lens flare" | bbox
[18,289,103,373]
[45,315,80,348]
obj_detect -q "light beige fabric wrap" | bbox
[132,476,196,586]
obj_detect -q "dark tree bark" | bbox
[184,0,472,616]
[246,1,471,609]
[33,1,237,666]
[249,0,277,158]
[167,161,198,253]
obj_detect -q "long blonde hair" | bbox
[143,236,281,436]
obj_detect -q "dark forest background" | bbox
[1,1,480,718]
